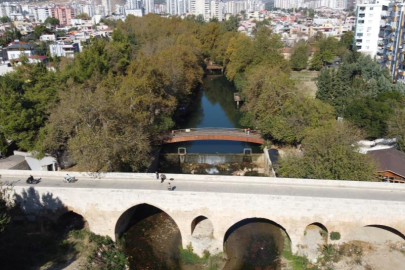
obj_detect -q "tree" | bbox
[45,77,155,172]
[290,41,309,71]
[34,24,52,38]
[239,65,333,144]
[0,63,59,151]
[345,98,392,139]
[340,31,354,49]
[75,13,91,20]
[388,108,405,152]
[221,15,240,32]
[278,122,377,181]
[316,54,405,116]
[0,182,13,233]
[310,37,339,70]
[44,17,60,26]
[0,16,11,23]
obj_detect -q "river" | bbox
[162,76,261,154]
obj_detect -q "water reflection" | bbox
[167,76,260,154]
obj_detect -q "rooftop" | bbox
[368,148,405,178]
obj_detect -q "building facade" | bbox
[52,6,75,26]
[353,0,405,83]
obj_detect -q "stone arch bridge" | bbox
[3,170,405,256]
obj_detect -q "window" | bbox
[366,46,370,49]
[369,13,374,17]
[358,20,365,24]
[366,40,370,43]
[357,33,363,37]
[370,7,374,10]
[368,20,373,23]
[367,33,372,37]
[367,27,372,32]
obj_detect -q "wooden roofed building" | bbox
[368,148,405,183]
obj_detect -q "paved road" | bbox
[4,175,405,202]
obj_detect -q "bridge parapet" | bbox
[164,127,264,144]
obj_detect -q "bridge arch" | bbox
[56,211,87,232]
[343,224,405,244]
[223,218,291,268]
[223,218,291,244]
[114,203,183,242]
[302,222,328,261]
[191,215,214,236]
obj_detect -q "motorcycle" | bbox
[26,176,41,184]
[63,176,76,183]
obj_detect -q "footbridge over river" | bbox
[3,170,405,257]
[163,128,265,144]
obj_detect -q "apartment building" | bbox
[354,0,390,57]
[52,6,75,26]
[354,0,405,83]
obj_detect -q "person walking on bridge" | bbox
[167,182,172,191]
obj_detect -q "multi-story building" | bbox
[211,0,224,20]
[102,0,112,16]
[190,0,210,18]
[52,6,75,26]
[353,0,405,83]
[353,0,390,57]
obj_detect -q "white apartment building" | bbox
[190,0,210,19]
[211,0,224,20]
[32,7,52,23]
[102,0,112,16]
[143,0,155,14]
[354,0,390,57]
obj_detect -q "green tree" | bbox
[221,15,240,32]
[290,41,309,71]
[278,122,377,181]
[33,24,52,38]
[75,13,91,20]
[44,17,60,26]
[388,108,405,151]
[310,37,339,70]
[0,16,11,23]
[0,63,59,151]
[339,31,354,49]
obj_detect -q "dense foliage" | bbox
[290,41,309,71]
[316,51,405,139]
[278,122,377,181]
[0,15,253,172]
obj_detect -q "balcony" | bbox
[386,64,391,70]
[381,11,389,17]
[377,49,384,55]
[400,70,405,76]
[388,46,394,51]
[388,55,393,60]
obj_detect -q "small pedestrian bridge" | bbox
[163,128,264,144]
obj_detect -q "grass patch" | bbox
[283,237,317,270]
[179,244,224,269]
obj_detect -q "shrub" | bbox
[330,232,341,241]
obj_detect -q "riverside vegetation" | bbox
[1,15,403,180]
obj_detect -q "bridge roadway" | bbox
[3,170,405,256]
[5,174,405,202]
[163,128,265,144]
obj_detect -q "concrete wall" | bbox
[5,170,405,256]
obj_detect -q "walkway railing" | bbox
[171,127,260,135]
